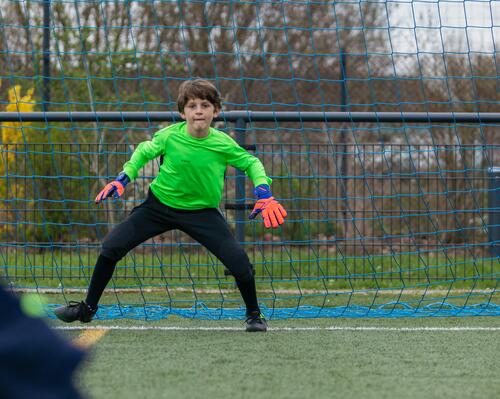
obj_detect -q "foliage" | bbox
[0,82,36,241]
[1,84,36,146]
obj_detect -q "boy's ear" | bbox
[213,107,221,118]
[179,111,186,120]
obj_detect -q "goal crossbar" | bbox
[1,111,500,123]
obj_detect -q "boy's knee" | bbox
[99,246,126,263]
[233,266,255,283]
[100,220,135,262]
[218,240,254,282]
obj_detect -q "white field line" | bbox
[54,325,500,332]
[16,287,498,295]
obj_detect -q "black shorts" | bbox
[100,189,254,282]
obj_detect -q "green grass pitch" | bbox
[52,316,500,399]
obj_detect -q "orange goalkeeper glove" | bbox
[95,172,130,204]
[248,185,287,229]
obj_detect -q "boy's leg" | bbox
[88,197,176,307]
[83,255,118,309]
[55,192,174,322]
[176,208,261,316]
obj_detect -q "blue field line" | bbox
[45,302,500,321]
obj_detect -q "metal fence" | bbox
[1,143,498,281]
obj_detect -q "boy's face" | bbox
[180,97,220,137]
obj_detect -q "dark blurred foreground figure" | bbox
[0,285,85,399]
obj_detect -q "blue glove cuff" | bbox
[116,172,130,187]
[254,184,272,199]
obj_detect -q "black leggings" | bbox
[101,189,254,283]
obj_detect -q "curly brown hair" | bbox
[177,79,222,113]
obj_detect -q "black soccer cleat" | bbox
[54,301,97,323]
[245,312,268,332]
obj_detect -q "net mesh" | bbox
[0,0,498,319]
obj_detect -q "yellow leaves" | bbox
[1,83,36,201]
[6,85,36,112]
[2,84,36,145]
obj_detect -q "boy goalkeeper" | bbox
[54,79,287,332]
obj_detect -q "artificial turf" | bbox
[53,316,500,399]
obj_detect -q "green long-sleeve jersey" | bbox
[122,122,272,210]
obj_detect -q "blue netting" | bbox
[44,302,500,321]
[1,0,499,319]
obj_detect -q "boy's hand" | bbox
[95,172,130,204]
[248,185,287,229]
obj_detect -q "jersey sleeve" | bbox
[225,139,272,187]
[122,129,168,181]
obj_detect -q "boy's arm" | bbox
[226,143,287,228]
[225,144,272,187]
[122,135,166,181]
[95,132,166,203]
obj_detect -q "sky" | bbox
[390,0,500,54]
